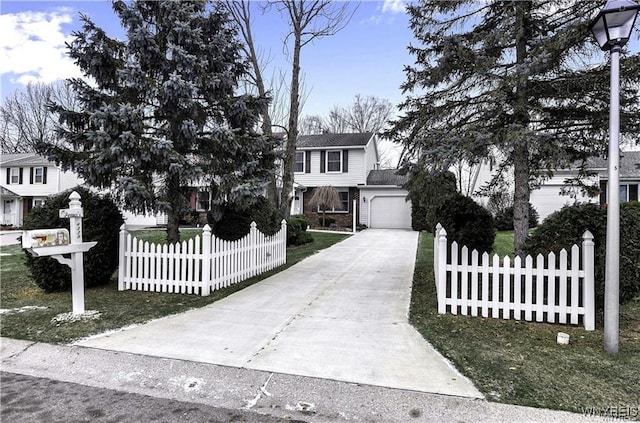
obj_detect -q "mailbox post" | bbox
[23,191,96,315]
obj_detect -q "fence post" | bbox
[352,199,357,234]
[201,224,212,296]
[118,224,127,291]
[437,225,448,314]
[250,221,258,277]
[434,223,442,290]
[582,230,595,331]
[281,219,287,265]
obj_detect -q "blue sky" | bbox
[0,0,414,119]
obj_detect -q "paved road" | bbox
[76,229,481,398]
[1,339,608,422]
[1,372,302,423]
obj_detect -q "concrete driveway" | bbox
[76,229,482,398]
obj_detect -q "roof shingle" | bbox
[588,151,640,178]
[366,169,408,186]
[296,132,374,148]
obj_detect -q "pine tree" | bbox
[390,1,640,255]
[41,0,278,243]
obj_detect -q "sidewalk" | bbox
[1,338,607,422]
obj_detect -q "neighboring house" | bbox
[0,153,84,227]
[0,153,166,228]
[470,150,640,221]
[293,132,412,229]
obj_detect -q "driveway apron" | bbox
[76,229,482,398]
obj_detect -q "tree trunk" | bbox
[512,2,533,257]
[279,28,302,219]
[513,144,530,256]
[166,174,182,244]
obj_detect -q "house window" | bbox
[9,168,20,184]
[294,151,305,173]
[326,150,342,172]
[33,167,44,184]
[599,182,639,204]
[317,188,349,213]
[196,190,210,211]
[32,198,44,208]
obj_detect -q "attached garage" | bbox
[368,194,412,229]
[360,169,412,230]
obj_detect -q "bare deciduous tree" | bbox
[299,114,324,135]
[269,0,357,218]
[323,105,349,134]
[342,95,394,133]
[0,81,77,154]
[225,0,313,210]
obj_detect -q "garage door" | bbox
[369,196,412,229]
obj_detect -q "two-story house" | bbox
[293,132,412,229]
[0,153,84,227]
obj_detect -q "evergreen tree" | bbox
[389,1,640,255]
[41,0,278,243]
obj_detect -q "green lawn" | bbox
[0,231,349,344]
[492,230,514,257]
[410,231,640,416]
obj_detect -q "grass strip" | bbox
[410,233,640,418]
[0,232,348,344]
[410,232,640,416]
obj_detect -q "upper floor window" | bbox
[33,167,44,184]
[6,168,24,185]
[326,150,342,173]
[294,151,305,173]
[9,168,20,184]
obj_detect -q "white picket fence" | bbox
[118,221,287,296]
[434,224,595,330]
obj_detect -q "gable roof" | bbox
[0,153,52,167]
[366,169,408,186]
[0,186,20,197]
[588,151,640,179]
[296,132,374,149]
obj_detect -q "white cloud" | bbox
[382,0,406,14]
[0,9,83,86]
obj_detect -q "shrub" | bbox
[406,169,458,231]
[287,215,313,246]
[494,203,539,231]
[523,202,640,310]
[208,196,281,241]
[22,187,123,292]
[435,193,496,253]
[318,217,336,227]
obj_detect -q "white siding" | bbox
[295,149,367,187]
[365,136,379,172]
[1,165,83,197]
[530,174,598,221]
[360,187,411,228]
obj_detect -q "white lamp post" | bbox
[589,0,639,354]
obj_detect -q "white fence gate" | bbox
[434,224,595,330]
[118,221,287,296]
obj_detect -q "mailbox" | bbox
[23,229,70,248]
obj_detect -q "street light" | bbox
[589,0,640,354]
